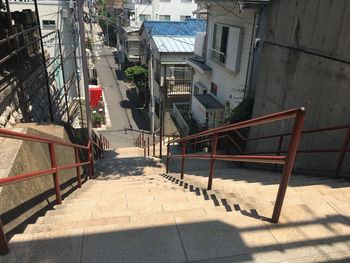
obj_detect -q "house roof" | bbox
[152,36,195,53]
[141,18,206,37]
[194,94,224,110]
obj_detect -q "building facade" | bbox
[186,0,268,130]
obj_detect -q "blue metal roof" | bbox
[153,36,195,53]
[142,18,206,37]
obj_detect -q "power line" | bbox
[211,0,253,25]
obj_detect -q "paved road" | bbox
[92,27,150,148]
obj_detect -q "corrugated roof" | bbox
[153,36,195,53]
[142,18,206,37]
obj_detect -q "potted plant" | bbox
[92,112,104,128]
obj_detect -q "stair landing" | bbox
[2,150,350,262]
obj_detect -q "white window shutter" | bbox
[225,26,243,72]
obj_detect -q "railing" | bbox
[165,78,192,95]
[242,123,350,176]
[135,127,163,158]
[0,128,110,255]
[166,108,306,223]
[92,130,109,160]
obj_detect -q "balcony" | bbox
[164,78,192,96]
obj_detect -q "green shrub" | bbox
[124,66,148,87]
[92,112,104,126]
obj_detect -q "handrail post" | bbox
[160,126,163,158]
[147,137,150,156]
[166,143,170,173]
[207,133,219,190]
[0,218,9,255]
[144,140,146,157]
[335,127,350,177]
[49,143,62,205]
[272,108,305,223]
[153,133,155,156]
[74,148,82,188]
[180,140,187,179]
[88,141,93,179]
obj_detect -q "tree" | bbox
[124,66,148,87]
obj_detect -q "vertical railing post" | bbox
[147,137,150,156]
[335,127,350,177]
[141,131,144,147]
[166,143,170,173]
[180,140,187,179]
[159,126,163,158]
[0,218,9,255]
[49,143,62,205]
[153,133,155,156]
[144,140,146,157]
[207,133,219,190]
[272,108,305,223]
[88,141,93,179]
[75,148,82,188]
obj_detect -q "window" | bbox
[211,24,228,64]
[139,14,151,22]
[211,82,218,96]
[211,24,243,72]
[159,15,171,21]
[180,15,191,21]
[42,20,55,28]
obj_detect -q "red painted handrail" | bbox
[166,107,306,224]
[0,128,100,255]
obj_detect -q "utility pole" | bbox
[150,55,155,133]
[77,0,92,141]
[106,19,109,46]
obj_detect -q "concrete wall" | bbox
[0,124,83,235]
[248,0,350,175]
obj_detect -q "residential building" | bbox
[119,21,142,69]
[185,0,268,130]
[139,19,206,133]
[124,0,198,24]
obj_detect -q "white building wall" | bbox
[191,96,206,124]
[205,5,255,110]
[133,0,197,24]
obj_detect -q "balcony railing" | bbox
[165,78,192,96]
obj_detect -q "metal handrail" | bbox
[135,127,164,158]
[166,107,306,224]
[0,127,109,255]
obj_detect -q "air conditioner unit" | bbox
[193,32,206,58]
[194,82,207,95]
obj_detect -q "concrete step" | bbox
[23,208,212,235]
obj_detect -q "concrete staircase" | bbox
[3,149,350,262]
